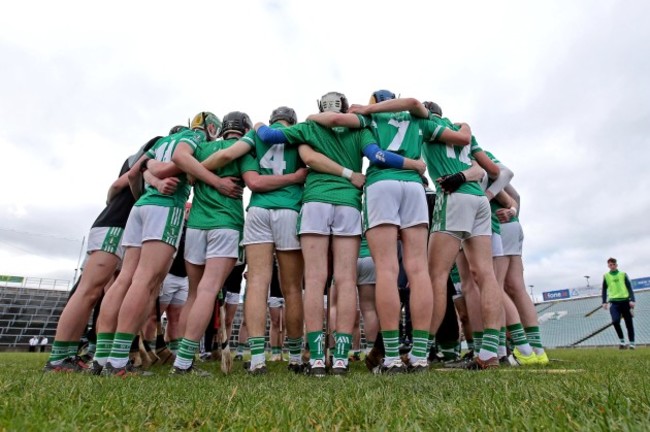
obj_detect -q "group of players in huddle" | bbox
[43,89,547,377]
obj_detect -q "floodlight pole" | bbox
[528,285,534,301]
[72,235,86,288]
[584,275,590,287]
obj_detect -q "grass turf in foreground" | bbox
[1,348,649,431]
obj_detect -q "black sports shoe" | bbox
[101,361,153,377]
[305,359,327,377]
[86,360,104,375]
[461,356,499,370]
[43,356,89,373]
[247,362,268,376]
[287,361,306,374]
[170,363,211,377]
[377,359,407,375]
[330,359,349,376]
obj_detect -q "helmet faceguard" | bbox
[317,91,349,113]
[190,112,222,140]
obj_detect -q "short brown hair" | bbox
[607,257,617,264]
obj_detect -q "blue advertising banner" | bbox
[632,277,650,290]
[543,289,571,301]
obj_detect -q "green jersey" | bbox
[356,112,426,186]
[485,150,518,224]
[187,138,244,231]
[240,123,303,212]
[136,130,202,208]
[421,116,484,196]
[282,121,373,210]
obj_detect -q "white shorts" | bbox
[87,227,125,260]
[159,273,188,306]
[357,256,376,285]
[298,202,361,236]
[242,207,300,251]
[225,291,241,305]
[268,296,285,308]
[184,228,240,265]
[501,221,524,256]
[491,233,504,258]
[122,205,184,249]
[432,193,491,240]
[365,180,429,230]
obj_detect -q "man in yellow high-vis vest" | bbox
[602,257,636,349]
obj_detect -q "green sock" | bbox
[307,331,325,362]
[439,342,457,361]
[174,338,200,370]
[168,339,181,353]
[333,332,352,362]
[478,328,499,360]
[107,332,136,368]
[286,337,302,361]
[271,346,282,355]
[467,339,475,352]
[382,330,400,359]
[524,326,544,354]
[498,327,507,357]
[48,341,73,364]
[507,323,533,356]
[410,329,429,359]
[248,337,266,366]
[472,331,483,352]
[95,333,115,366]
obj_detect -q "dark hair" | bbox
[607,257,617,264]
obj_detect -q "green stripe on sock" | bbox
[109,332,135,361]
[95,333,115,362]
[249,337,266,356]
[48,341,72,363]
[411,329,429,358]
[524,326,543,349]
[382,329,400,359]
[472,331,483,352]
[480,328,499,354]
[177,338,199,362]
[286,337,302,356]
[507,323,529,347]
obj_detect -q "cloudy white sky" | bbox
[1,0,648,298]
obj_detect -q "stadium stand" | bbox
[537,290,649,348]
[0,283,69,350]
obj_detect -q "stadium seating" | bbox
[0,285,68,350]
[537,290,649,348]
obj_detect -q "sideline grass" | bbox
[1,349,649,431]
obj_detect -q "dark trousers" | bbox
[610,301,635,342]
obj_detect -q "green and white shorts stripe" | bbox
[87,227,125,259]
[122,205,184,249]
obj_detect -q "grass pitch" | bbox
[1,348,648,431]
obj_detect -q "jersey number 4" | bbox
[260,144,287,175]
